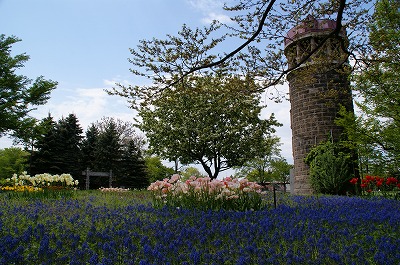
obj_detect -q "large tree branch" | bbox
[171,0,348,90]
[169,0,277,87]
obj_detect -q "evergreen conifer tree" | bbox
[56,114,83,177]
[30,114,83,176]
[117,139,149,189]
[30,115,58,175]
[81,124,99,170]
[81,117,150,189]
[90,120,121,188]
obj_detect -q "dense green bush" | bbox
[305,138,355,195]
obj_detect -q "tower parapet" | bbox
[284,15,348,70]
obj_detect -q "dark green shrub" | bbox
[305,138,355,195]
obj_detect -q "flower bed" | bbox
[1,172,79,199]
[0,185,42,192]
[0,192,399,264]
[2,172,79,190]
[148,175,267,211]
[350,175,400,198]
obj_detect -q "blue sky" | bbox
[0,0,292,174]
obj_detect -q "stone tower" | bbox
[284,16,354,194]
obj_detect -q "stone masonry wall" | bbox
[287,69,353,194]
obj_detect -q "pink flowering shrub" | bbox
[147,175,267,211]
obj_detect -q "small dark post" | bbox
[273,184,277,209]
[109,170,113,188]
[85,167,90,190]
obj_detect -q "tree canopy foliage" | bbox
[337,0,400,176]
[144,156,174,183]
[180,166,206,180]
[234,137,292,183]
[0,147,29,180]
[0,34,57,138]
[138,74,281,179]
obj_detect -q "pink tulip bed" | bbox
[147,175,267,211]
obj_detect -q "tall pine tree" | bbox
[88,119,121,188]
[81,124,99,170]
[30,115,58,175]
[56,114,83,177]
[30,114,83,177]
[117,139,149,189]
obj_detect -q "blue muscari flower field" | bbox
[0,192,399,264]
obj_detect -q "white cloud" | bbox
[0,137,14,148]
[263,107,293,164]
[56,88,108,122]
[201,12,231,25]
[103,78,131,87]
[187,0,223,12]
[260,85,293,164]
[0,79,138,148]
[186,0,232,24]
[31,81,136,132]
[103,79,118,87]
